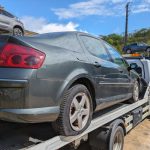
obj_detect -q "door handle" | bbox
[94,62,101,68]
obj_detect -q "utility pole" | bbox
[124,2,130,46]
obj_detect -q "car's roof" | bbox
[34,31,99,39]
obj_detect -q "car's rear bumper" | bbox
[0,79,28,87]
[0,106,59,123]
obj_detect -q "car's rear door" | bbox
[138,43,147,51]
[79,35,129,106]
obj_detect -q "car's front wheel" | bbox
[146,48,150,52]
[13,27,24,36]
[126,49,132,54]
[129,80,139,103]
[53,84,93,136]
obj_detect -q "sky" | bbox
[0,0,150,35]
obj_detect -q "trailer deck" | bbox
[0,84,149,150]
[28,95,150,150]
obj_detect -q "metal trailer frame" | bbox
[27,84,150,150]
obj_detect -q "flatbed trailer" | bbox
[0,55,150,150]
[0,91,148,150]
[22,55,150,150]
[22,83,150,150]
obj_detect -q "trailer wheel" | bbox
[89,119,125,150]
[109,126,124,150]
[53,84,93,136]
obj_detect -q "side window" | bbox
[80,36,110,61]
[2,10,14,18]
[131,43,137,46]
[103,41,128,68]
[138,43,145,46]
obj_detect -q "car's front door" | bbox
[0,8,6,29]
[79,35,130,108]
[0,10,13,31]
[102,40,133,98]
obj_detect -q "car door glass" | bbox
[2,10,14,18]
[103,41,128,68]
[80,36,110,61]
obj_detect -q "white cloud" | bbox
[144,0,150,3]
[132,0,150,13]
[111,0,124,3]
[52,0,125,19]
[21,16,79,33]
[52,0,150,19]
[133,4,150,13]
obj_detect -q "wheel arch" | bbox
[104,118,126,136]
[69,77,96,110]
[58,73,97,111]
[112,118,126,135]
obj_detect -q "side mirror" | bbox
[127,63,138,71]
[130,63,138,69]
[128,63,142,76]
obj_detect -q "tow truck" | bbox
[0,53,150,150]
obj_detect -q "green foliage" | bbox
[102,28,150,53]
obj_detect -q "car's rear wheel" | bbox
[129,80,139,103]
[126,49,132,54]
[53,84,93,136]
[146,48,150,52]
[13,27,24,36]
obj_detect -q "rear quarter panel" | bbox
[27,44,95,108]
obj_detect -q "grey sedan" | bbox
[0,32,141,136]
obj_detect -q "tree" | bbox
[101,28,150,53]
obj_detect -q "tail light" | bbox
[0,43,45,69]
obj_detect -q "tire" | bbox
[146,48,150,52]
[109,126,124,150]
[126,49,132,54]
[129,80,139,103]
[53,84,93,136]
[13,27,24,36]
[89,119,125,150]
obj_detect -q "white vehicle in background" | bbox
[0,6,24,36]
[124,54,150,84]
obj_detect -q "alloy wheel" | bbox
[113,130,123,150]
[133,82,139,102]
[126,49,131,54]
[147,48,150,52]
[13,28,23,36]
[69,92,90,131]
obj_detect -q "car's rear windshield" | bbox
[34,32,82,52]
